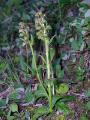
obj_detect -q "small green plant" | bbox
[35,11,53,112]
[15,11,71,119]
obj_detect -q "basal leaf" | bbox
[10,103,18,112]
[32,106,49,120]
[35,84,48,99]
[56,102,70,114]
[57,83,69,94]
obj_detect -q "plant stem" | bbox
[45,38,53,112]
[45,39,50,79]
[28,38,48,97]
[29,41,41,83]
[48,84,53,113]
[26,43,29,74]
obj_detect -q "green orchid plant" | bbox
[15,11,71,120]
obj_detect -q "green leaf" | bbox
[56,102,70,114]
[52,95,61,107]
[59,0,71,7]
[80,56,84,65]
[60,95,76,102]
[50,47,55,61]
[7,116,15,120]
[44,78,56,87]
[79,3,90,10]
[80,116,88,120]
[22,13,30,21]
[32,106,49,120]
[56,115,66,120]
[55,64,64,78]
[37,65,43,80]
[35,84,48,99]
[31,51,37,75]
[7,0,22,6]
[71,39,84,51]
[10,103,18,112]
[86,89,90,97]
[59,0,79,8]
[0,60,7,72]
[57,83,69,94]
[85,9,90,18]
[9,91,19,100]
[25,91,34,103]
[19,55,26,72]
[0,99,6,107]
[86,101,90,110]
